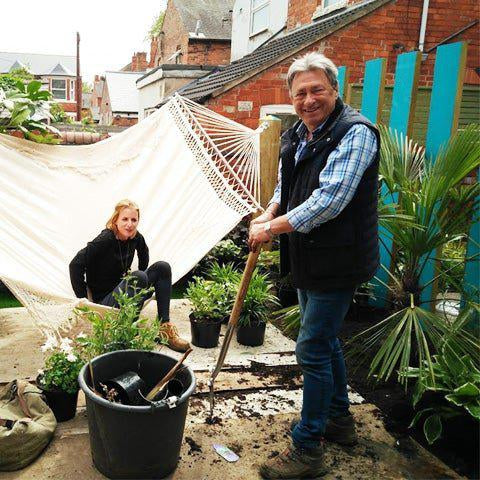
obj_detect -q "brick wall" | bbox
[112,116,137,127]
[160,0,189,64]
[287,0,320,30]
[187,41,231,66]
[205,0,479,127]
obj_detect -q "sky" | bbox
[0,0,167,84]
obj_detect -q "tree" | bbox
[146,10,165,40]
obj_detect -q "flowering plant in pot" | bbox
[237,271,279,347]
[37,335,84,422]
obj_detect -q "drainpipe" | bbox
[418,0,430,52]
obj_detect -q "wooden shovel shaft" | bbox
[146,348,193,401]
[209,247,262,383]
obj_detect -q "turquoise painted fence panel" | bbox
[420,42,467,306]
[462,167,479,311]
[371,51,420,308]
[361,58,386,123]
[338,66,347,99]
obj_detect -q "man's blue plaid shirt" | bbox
[270,122,378,234]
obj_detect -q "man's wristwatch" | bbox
[264,221,274,238]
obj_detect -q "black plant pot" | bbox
[236,321,266,347]
[36,376,79,422]
[78,350,196,479]
[190,316,222,348]
[277,284,298,308]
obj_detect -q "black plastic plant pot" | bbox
[190,316,222,348]
[236,321,266,347]
[103,371,146,405]
[78,350,196,479]
[36,376,79,422]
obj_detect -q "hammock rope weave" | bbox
[0,94,263,334]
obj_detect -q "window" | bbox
[313,0,346,19]
[260,104,298,133]
[250,0,269,36]
[51,79,67,100]
[69,80,75,101]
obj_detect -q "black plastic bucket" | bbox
[78,350,196,479]
[190,317,222,348]
[236,321,266,347]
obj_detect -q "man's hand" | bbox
[248,222,271,251]
[250,211,274,227]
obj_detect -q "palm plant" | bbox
[275,124,480,386]
[349,124,480,385]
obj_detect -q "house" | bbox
[150,0,235,68]
[137,64,216,119]
[171,0,479,134]
[99,71,144,126]
[90,75,105,123]
[136,0,235,119]
[0,51,79,117]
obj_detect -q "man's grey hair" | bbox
[286,51,339,92]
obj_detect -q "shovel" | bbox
[208,246,262,417]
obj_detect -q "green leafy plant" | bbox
[239,271,279,326]
[347,124,480,385]
[75,279,161,358]
[186,276,228,322]
[146,10,165,39]
[402,305,480,444]
[38,336,83,394]
[50,102,69,123]
[0,79,61,142]
[256,249,280,278]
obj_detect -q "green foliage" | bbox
[8,67,33,81]
[438,240,467,292]
[50,102,69,123]
[40,351,83,394]
[147,10,165,39]
[348,124,480,385]
[186,276,229,322]
[82,82,92,93]
[404,308,480,443]
[239,271,279,326]
[256,249,280,278]
[0,78,61,142]
[75,279,161,358]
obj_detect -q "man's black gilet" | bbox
[279,99,380,290]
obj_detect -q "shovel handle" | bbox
[146,348,193,401]
[209,246,262,383]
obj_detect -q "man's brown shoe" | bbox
[160,322,190,352]
[290,415,357,446]
[259,443,327,479]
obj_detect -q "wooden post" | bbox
[76,32,82,122]
[420,41,467,308]
[258,116,281,209]
[360,58,387,123]
[371,51,421,308]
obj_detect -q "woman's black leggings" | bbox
[100,261,172,323]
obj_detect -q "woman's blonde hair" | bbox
[106,199,140,233]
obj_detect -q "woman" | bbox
[69,199,190,352]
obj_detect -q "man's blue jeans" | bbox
[292,287,355,449]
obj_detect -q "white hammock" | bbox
[0,94,263,332]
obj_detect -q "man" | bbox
[249,51,379,479]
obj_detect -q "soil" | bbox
[342,304,479,479]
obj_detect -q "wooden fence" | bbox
[337,42,478,309]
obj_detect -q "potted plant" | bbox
[37,335,84,422]
[236,271,279,347]
[186,276,227,348]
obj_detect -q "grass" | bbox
[0,291,21,308]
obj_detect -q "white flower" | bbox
[60,337,73,354]
[41,334,58,352]
[37,369,44,375]
[66,353,77,362]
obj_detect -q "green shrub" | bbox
[75,279,160,358]
[186,277,228,322]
